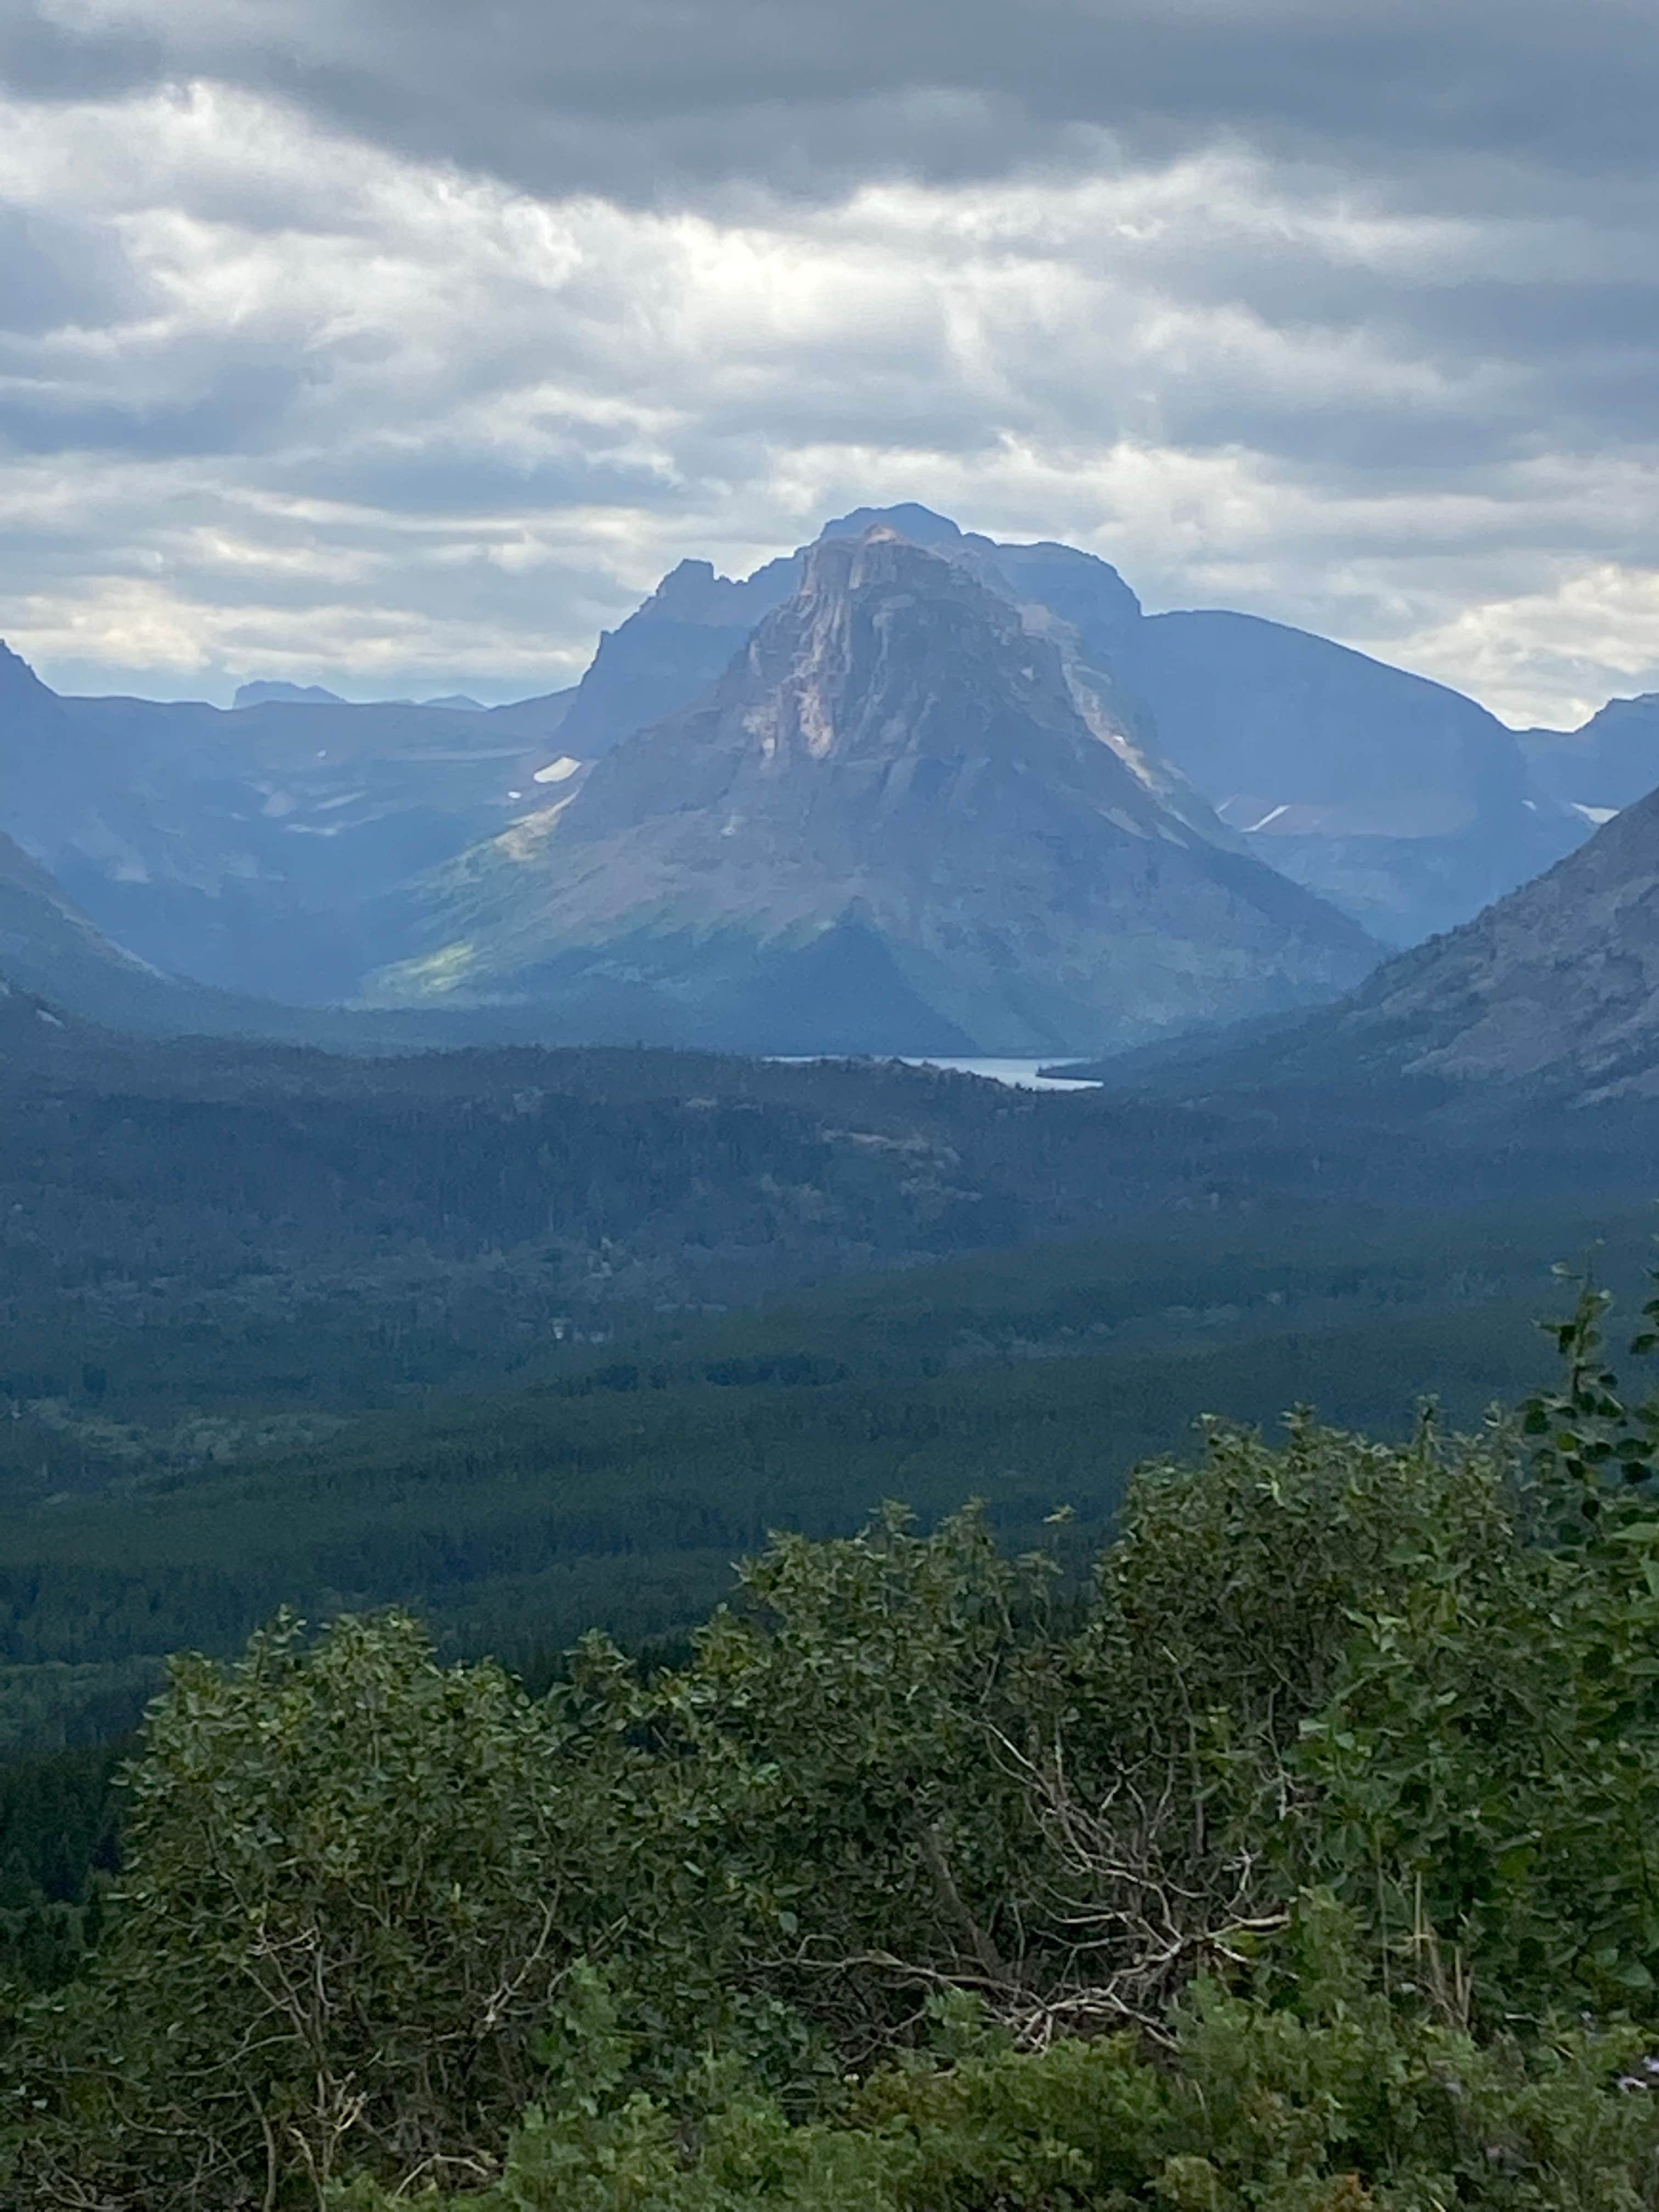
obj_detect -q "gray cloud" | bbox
[0,4,1655,725]
[0,4,159,100]
[0,206,142,332]
[0,358,308,458]
[11,1,1659,202]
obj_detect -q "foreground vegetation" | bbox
[7,1272,1659,2205]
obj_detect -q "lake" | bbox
[895,1057,1101,1092]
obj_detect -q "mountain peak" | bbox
[652,556,719,599]
[739,524,1098,781]
[638,555,788,630]
[364,517,1375,1054]
[0,640,58,706]
[233,680,347,709]
[818,501,964,549]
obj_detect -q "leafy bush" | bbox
[3,1613,613,2205]
[340,1932,1659,2210]
[12,1271,1659,2206]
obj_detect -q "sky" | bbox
[2,1,1658,727]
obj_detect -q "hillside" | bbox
[0,830,242,1037]
[1309,777,1659,1097]
[0,641,573,1003]
[1069,774,1659,1110]
[0,845,492,1048]
[364,531,1375,1054]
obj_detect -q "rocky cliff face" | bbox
[364,532,1377,1055]
[517,510,1589,950]
[551,554,799,761]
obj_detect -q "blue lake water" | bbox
[772,1056,1099,1092]
[895,1057,1101,1092]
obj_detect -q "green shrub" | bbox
[14,1270,1659,2207]
[3,1612,612,2207]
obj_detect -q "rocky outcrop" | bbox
[363,532,1377,1055]
[551,553,800,762]
[507,510,1590,950]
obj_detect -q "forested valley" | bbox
[5,1024,1659,2203]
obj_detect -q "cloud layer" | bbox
[2,3,1657,724]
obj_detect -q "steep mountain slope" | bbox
[552,554,800,761]
[364,532,1376,1055]
[1088,780,1659,1106]
[549,507,1026,769]
[0,827,235,1035]
[516,511,1585,949]
[1304,781,1659,1098]
[1074,609,1584,946]
[0,644,574,1001]
[1521,693,1659,817]
[839,511,1224,843]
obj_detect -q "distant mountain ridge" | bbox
[0,502,1629,1046]
[232,680,348,708]
[363,530,1376,1054]
[1108,610,1578,943]
[1521,693,1659,817]
[0,643,574,1005]
[232,680,490,711]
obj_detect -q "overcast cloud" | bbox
[2,0,1658,724]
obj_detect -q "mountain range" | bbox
[0,640,572,1005]
[1521,693,1659,817]
[360,531,1375,1054]
[0,500,1645,1056]
[520,504,1588,949]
